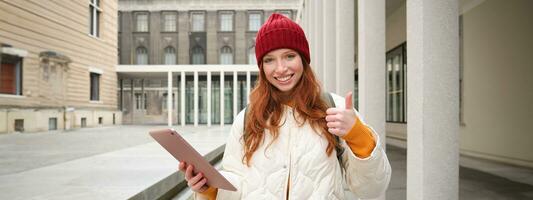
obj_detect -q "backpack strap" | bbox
[321,92,345,164]
[321,92,335,108]
[243,105,250,142]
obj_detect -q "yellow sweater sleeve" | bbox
[341,117,376,158]
[197,187,218,200]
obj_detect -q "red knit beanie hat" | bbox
[255,13,310,65]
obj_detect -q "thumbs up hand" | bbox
[325,92,357,137]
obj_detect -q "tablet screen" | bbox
[150,129,236,191]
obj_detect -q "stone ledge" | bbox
[129,144,226,200]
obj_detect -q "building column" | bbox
[206,11,217,64]
[358,0,386,148]
[207,71,212,127]
[178,12,190,64]
[336,0,355,95]
[313,0,323,81]
[233,71,238,118]
[358,2,387,198]
[235,11,246,64]
[141,79,145,118]
[194,71,199,127]
[180,71,186,126]
[305,0,314,59]
[119,79,123,111]
[323,0,336,92]
[130,79,134,123]
[220,71,225,125]
[407,0,459,199]
[167,71,173,127]
[175,75,179,125]
[246,71,251,104]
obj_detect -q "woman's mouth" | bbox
[275,74,294,83]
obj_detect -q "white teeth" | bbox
[276,75,292,82]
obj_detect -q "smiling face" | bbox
[261,48,304,94]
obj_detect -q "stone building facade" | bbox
[117,0,298,125]
[0,0,121,133]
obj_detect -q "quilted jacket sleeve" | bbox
[331,93,392,199]
[341,124,391,198]
[196,111,246,200]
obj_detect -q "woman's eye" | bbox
[263,58,273,63]
[287,54,295,60]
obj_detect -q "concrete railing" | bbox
[117,65,259,127]
[129,144,226,200]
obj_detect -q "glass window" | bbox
[353,69,359,110]
[386,44,406,123]
[49,118,57,130]
[220,46,233,64]
[136,47,148,64]
[198,75,207,124]
[224,75,233,123]
[211,75,220,124]
[185,75,194,124]
[118,35,121,64]
[277,10,292,19]
[90,72,100,101]
[250,74,258,89]
[248,13,261,31]
[162,93,175,110]
[219,12,233,31]
[15,119,24,132]
[89,0,101,37]
[0,53,23,95]
[136,13,148,32]
[191,46,205,64]
[237,75,247,112]
[81,117,87,127]
[163,13,176,32]
[248,46,256,64]
[459,16,465,125]
[135,93,147,110]
[118,12,121,32]
[191,12,205,32]
[164,46,176,65]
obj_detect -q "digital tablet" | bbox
[149,129,237,191]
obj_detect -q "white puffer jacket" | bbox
[206,93,391,200]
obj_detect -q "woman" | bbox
[179,13,391,199]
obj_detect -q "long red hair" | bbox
[242,55,337,166]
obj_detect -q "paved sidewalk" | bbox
[0,125,230,200]
[2,126,532,200]
[386,145,533,200]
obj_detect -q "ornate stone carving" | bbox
[164,37,172,45]
[39,51,71,81]
[137,37,145,45]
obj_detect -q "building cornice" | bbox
[119,0,299,11]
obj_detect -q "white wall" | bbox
[386,2,406,51]
[460,0,533,167]
[385,1,408,142]
[384,0,533,168]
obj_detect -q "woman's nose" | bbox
[275,59,287,72]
